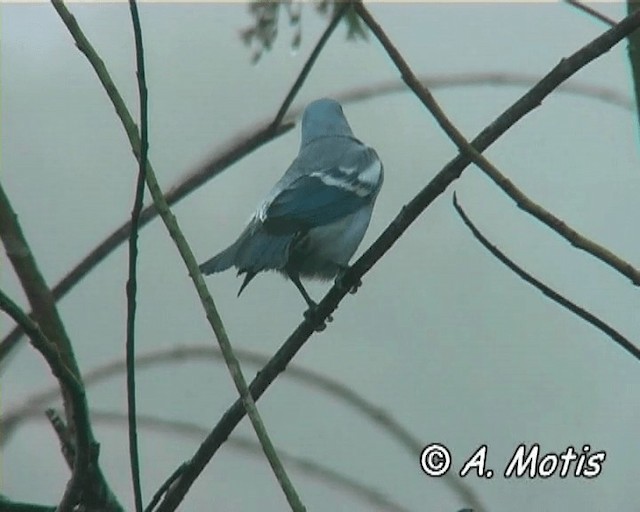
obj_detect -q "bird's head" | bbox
[300,98,354,146]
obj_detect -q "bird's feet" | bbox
[303,302,333,331]
[335,266,361,295]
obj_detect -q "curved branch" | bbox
[475,159,640,285]
[452,193,640,361]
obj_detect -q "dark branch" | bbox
[271,2,350,128]
[565,0,617,27]
[475,158,640,285]
[126,0,148,510]
[452,193,640,361]
[49,2,308,509]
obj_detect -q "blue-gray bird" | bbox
[199,98,383,312]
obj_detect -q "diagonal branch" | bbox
[271,2,349,128]
[17,409,412,512]
[452,193,640,361]
[354,2,640,286]
[472,159,640,285]
[155,8,640,511]
[564,0,617,27]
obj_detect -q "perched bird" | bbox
[199,98,383,314]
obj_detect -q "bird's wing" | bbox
[262,144,383,235]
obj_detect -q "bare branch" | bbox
[126,0,148,509]
[18,409,412,512]
[109,411,413,512]
[271,2,349,128]
[155,7,640,511]
[564,0,617,27]
[475,158,640,285]
[452,193,640,361]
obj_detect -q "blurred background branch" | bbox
[0,71,632,367]
[1,343,485,510]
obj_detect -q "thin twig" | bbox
[0,288,91,511]
[126,0,148,510]
[565,0,617,27]
[354,2,640,285]
[0,182,120,511]
[452,193,640,361]
[271,2,349,128]
[50,2,306,510]
[155,8,640,511]
[0,71,632,365]
[477,159,640,285]
[45,409,75,469]
[145,464,186,512]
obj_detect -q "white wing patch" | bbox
[311,171,373,198]
[358,158,383,187]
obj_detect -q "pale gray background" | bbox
[2,2,639,511]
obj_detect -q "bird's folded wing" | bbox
[263,145,383,235]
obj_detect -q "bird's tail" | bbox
[198,221,292,279]
[198,241,239,275]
